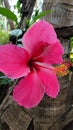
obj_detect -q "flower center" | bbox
[28,59,71,76]
[28,59,37,71]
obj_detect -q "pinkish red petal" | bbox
[36,40,64,65]
[13,71,45,108]
[38,67,60,98]
[0,44,30,79]
[22,20,57,55]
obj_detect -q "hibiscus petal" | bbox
[13,71,45,108]
[38,67,60,98]
[22,20,57,55]
[36,40,64,65]
[0,44,30,79]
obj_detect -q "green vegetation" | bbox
[70,37,73,62]
[0,30,9,44]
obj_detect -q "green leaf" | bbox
[33,10,52,22]
[0,7,17,23]
[29,10,53,27]
[17,0,21,9]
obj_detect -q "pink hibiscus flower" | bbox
[0,20,64,108]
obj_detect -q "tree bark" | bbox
[43,0,73,28]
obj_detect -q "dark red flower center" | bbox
[28,59,38,71]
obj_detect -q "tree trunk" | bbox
[18,0,36,29]
[43,0,73,28]
[41,0,73,129]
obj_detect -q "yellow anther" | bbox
[55,63,69,76]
